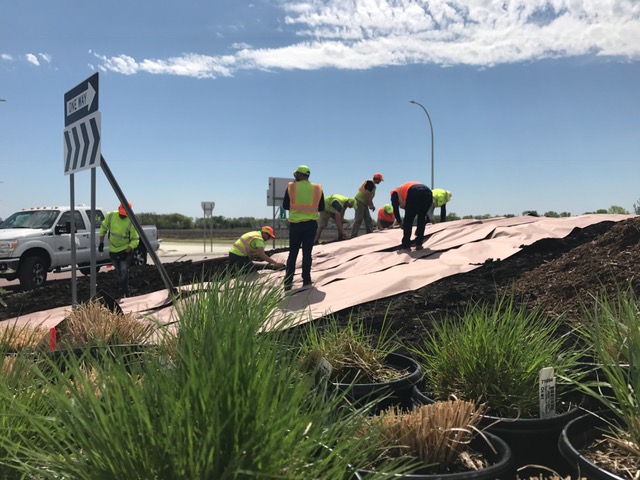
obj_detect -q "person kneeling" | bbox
[228,226,285,274]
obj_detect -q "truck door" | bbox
[54,211,91,265]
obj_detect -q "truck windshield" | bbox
[0,210,60,229]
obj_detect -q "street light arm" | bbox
[409,100,435,190]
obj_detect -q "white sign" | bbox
[539,367,556,419]
[267,177,291,207]
[201,201,215,217]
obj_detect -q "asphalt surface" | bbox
[0,241,227,289]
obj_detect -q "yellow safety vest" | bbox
[229,231,263,257]
[325,194,349,215]
[288,180,322,223]
[432,189,450,207]
[99,212,140,253]
[355,180,376,204]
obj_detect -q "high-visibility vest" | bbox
[355,180,376,204]
[393,182,422,209]
[324,194,349,215]
[100,212,140,253]
[378,207,395,224]
[229,231,263,257]
[432,188,450,207]
[288,180,322,223]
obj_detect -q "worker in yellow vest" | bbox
[98,202,140,298]
[390,182,432,251]
[428,189,452,223]
[282,165,324,291]
[351,172,384,238]
[377,203,396,230]
[228,226,285,274]
[314,194,356,243]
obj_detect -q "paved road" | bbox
[0,241,228,289]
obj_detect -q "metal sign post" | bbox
[64,72,101,304]
[201,202,215,252]
[267,177,290,249]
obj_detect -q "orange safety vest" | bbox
[377,207,395,224]
[288,180,322,223]
[392,182,422,209]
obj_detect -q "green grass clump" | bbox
[577,287,640,457]
[0,274,411,479]
[412,292,584,418]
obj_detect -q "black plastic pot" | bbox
[43,344,150,373]
[333,353,423,413]
[355,430,514,479]
[559,410,625,480]
[414,389,584,476]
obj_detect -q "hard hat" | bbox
[446,191,452,202]
[373,172,384,181]
[384,204,393,214]
[293,165,311,176]
[261,226,276,238]
[118,202,132,216]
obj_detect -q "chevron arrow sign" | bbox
[63,111,101,175]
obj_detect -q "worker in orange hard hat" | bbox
[390,182,433,252]
[377,203,396,230]
[351,172,384,238]
[98,201,139,298]
[228,225,285,274]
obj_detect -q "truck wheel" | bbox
[18,256,48,290]
[132,246,147,266]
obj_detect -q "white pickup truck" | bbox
[0,205,159,290]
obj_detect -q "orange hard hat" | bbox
[118,202,132,216]
[261,226,276,238]
[373,172,384,181]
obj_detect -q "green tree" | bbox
[608,205,629,214]
[522,210,539,217]
[634,197,640,215]
[544,211,560,218]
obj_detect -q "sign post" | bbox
[267,177,290,249]
[201,201,215,252]
[63,72,101,303]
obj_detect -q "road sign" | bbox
[64,111,101,175]
[63,73,101,175]
[64,73,99,127]
[201,201,215,217]
[267,177,291,206]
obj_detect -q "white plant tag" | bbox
[539,366,556,419]
[316,356,334,384]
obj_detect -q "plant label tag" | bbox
[539,366,556,419]
[315,356,334,384]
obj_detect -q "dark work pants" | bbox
[402,186,433,248]
[228,252,257,275]
[285,220,317,288]
[110,250,132,296]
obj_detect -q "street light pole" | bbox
[409,100,435,189]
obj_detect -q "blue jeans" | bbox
[110,250,132,296]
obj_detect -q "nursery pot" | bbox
[333,352,423,413]
[45,344,150,373]
[558,410,625,480]
[414,390,584,476]
[355,430,514,480]
[479,398,585,476]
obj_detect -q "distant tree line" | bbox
[133,202,637,230]
[135,213,273,230]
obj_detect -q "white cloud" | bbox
[38,53,52,63]
[1,53,13,61]
[95,0,640,78]
[25,53,40,66]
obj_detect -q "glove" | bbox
[98,242,104,253]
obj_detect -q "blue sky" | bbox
[2,0,639,222]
